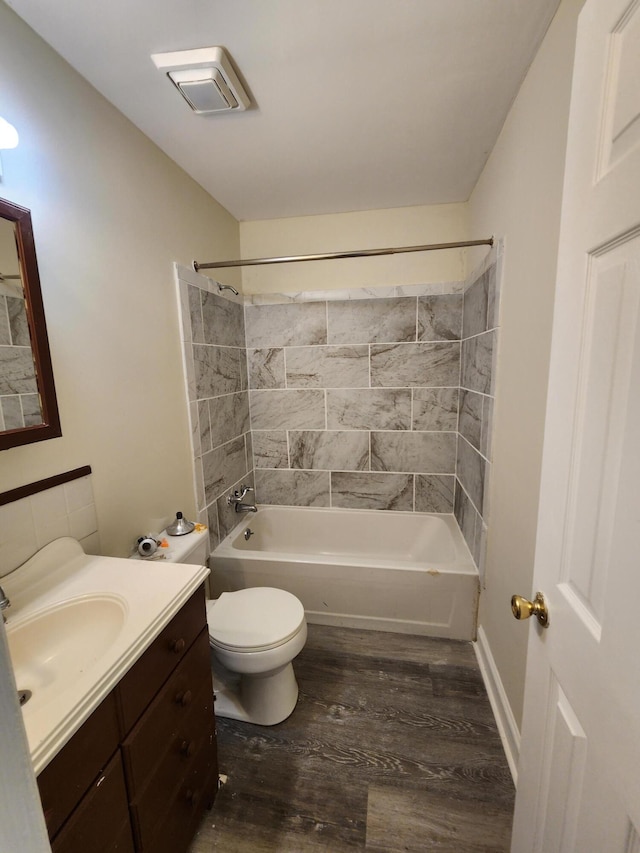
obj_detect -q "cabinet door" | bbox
[51,752,134,853]
[38,690,120,840]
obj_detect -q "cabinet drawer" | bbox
[117,585,207,733]
[38,690,120,840]
[137,738,219,853]
[51,751,134,853]
[131,700,217,848]
[121,628,213,796]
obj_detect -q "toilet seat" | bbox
[206,587,305,653]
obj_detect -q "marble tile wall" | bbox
[245,290,464,515]
[177,248,501,575]
[177,266,253,554]
[455,245,501,577]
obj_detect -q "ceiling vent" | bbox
[151,46,250,114]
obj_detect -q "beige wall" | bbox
[468,0,585,727]
[239,204,470,293]
[0,4,240,557]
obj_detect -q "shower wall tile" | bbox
[245,429,253,473]
[370,342,460,387]
[487,264,499,330]
[417,294,463,341]
[327,388,411,430]
[249,389,325,430]
[415,474,455,514]
[461,331,494,395]
[412,388,459,431]
[289,430,369,471]
[187,285,203,343]
[193,344,244,399]
[285,345,369,388]
[457,435,486,515]
[247,348,285,389]
[209,392,250,449]
[202,435,248,505]
[177,269,253,543]
[202,291,245,347]
[252,430,289,468]
[327,297,416,344]
[331,472,413,511]
[198,399,212,455]
[371,432,457,474]
[480,395,494,460]
[245,301,327,348]
[454,481,478,559]
[463,271,489,339]
[463,262,499,339]
[255,469,330,507]
[458,389,483,451]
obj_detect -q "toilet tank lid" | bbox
[207,587,305,651]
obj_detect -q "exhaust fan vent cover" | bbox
[151,46,250,114]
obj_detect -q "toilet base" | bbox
[211,653,300,726]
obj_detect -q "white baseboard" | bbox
[473,625,521,785]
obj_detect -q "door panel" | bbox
[511,0,640,849]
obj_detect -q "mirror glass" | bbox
[0,198,61,449]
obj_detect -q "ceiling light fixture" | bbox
[151,46,250,114]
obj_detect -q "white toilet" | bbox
[151,525,307,726]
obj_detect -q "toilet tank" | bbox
[129,527,209,567]
[161,528,209,566]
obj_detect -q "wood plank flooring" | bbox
[189,625,514,852]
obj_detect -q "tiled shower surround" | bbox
[176,245,500,572]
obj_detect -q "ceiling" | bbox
[7,0,561,222]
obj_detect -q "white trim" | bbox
[473,624,521,785]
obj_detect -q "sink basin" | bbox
[7,595,127,702]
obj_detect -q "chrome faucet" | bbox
[0,586,10,623]
[227,484,257,513]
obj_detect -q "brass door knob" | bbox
[511,592,549,627]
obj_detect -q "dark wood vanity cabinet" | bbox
[37,585,218,853]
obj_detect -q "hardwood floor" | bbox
[189,625,514,852]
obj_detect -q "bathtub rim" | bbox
[212,505,478,577]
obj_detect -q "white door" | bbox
[511,0,640,850]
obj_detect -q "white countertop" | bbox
[2,537,209,775]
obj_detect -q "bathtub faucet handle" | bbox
[227,484,257,513]
[233,484,253,500]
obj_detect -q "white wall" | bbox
[468,0,586,729]
[239,203,469,293]
[0,3,240,557]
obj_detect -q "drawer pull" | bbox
[180,739,195,758]
[170,637,186,654]
[175,689,193,707]
[185,788,199,808]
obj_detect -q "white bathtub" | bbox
[210,506,479,640]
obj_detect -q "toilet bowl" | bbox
[145,524,307,726]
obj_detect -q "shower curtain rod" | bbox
[192,237,493,271]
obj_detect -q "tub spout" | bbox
[236,503,258,513]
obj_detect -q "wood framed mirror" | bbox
[0,198,61,449]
